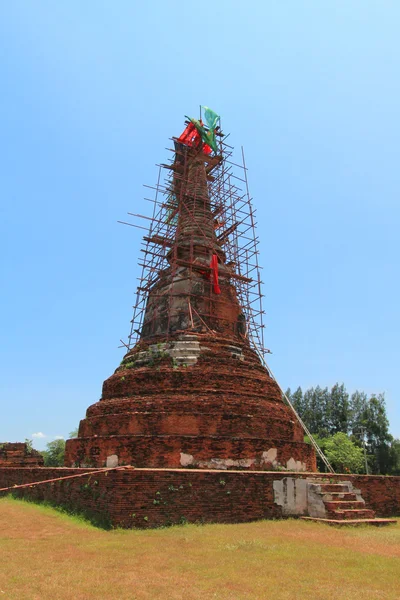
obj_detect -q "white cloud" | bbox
[32,432,46,439]
[54,436,65,440]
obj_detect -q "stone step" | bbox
[322,492,358,501]
[134,355,199,366]
[301,517,397,527]
[319,483,351,493]
[307,480,332,487]
[172,356,198,365]
[324,500,365,510]
[167,349,200,357]
[330,509,375,520]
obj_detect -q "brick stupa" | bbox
[65,120,316,472]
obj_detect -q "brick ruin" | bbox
[0,443,44,467]
[1,112,399,529]
[65,114,316,472]
[1,468,399,528]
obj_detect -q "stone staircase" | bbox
[301,480,397,527]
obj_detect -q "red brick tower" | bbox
[65,113,316,471]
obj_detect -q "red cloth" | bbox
[178,123,201,147]
[210,254,221,295]
[178,123,212,155]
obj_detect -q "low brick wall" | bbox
[349,475,400,518]
[0,443,44,467]
[0,468,399,528]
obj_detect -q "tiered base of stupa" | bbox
[65,333,316,471]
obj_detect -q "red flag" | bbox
[211,254,221,295]
[178,122,201,147]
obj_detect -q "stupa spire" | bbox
[65,111,316,474]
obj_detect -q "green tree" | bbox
[328,383,350,434]
[302,386,330,437]
[41,439,66,466]
[24,438,33,454]
[324,432,365,473]
[304,434,330,472]
[349,390,368,434]
[318,386,331,436]
[387,439,400,475]
[363,393,392,474]
[290,386,304,416]
[69,428,79,438]
[285,382,395,474]
[364,394,391,445]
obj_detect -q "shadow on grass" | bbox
[2,492,113,530]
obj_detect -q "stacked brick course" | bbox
[1,468,399,528]
[65,334,316,470]
[0,443,44,467]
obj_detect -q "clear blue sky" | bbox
[1,1,399,450]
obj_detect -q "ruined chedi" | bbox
[65,111,316,471]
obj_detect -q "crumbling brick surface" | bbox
[65,436,316,470]
[0,443,44,468]
[65,334,315,470]
[0,468,399,528]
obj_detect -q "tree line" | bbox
[39,429,78,467]
[285,383,400,474]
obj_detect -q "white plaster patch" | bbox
[106,454,118,468]
[261,448,278,466]
[180,453,194,467]
[273,477,308,515]
[130,336,201,367]
[197,457,256,469]
[226,345,245,361]
[306,482,327,518]
[286,457,307,472]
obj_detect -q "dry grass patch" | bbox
[0,497,398,600]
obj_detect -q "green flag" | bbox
[186,116,218,154]
[202,106,220,130]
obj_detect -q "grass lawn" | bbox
[0,497,398,600]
